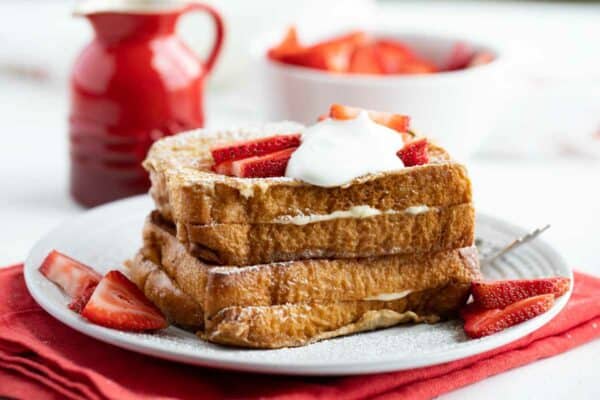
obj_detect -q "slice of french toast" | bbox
[144,124,472,225]
[175,202,474,265]
[127,214,480,348]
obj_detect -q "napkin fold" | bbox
[1,264,599,400]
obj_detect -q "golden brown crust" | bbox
[134,213,480,315]
[126,255,204,329]
[144,126,472,225]
[205,283,470,348]
[176,203,475,265]
[129,251,471,349]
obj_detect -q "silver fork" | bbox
[479,224,551,267]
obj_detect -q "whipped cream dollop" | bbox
[285,112,406,187]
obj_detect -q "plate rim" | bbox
[23,195,573,376]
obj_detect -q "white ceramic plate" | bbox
[24,195,572,376]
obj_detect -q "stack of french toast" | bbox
[127,108,481,349]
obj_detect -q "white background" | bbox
[1,1,599,399]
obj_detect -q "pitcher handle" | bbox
[182,3,225,75]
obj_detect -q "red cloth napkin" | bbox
[1,265,599,400]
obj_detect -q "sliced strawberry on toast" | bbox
[226,147,296,178]
[397,138,429,166]
[81,270,167,331]
[463,294,554,338]
[39,250,101,302]
[329,104,410,133]
[211,134,301,165]
[471,277,570,309]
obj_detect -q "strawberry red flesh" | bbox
[468,51,494,68]
[472,277,570,309]
[444,42,474,71]
[349,44,382,74]
[39,250,101,302]
[68,285,96,313]
[397,138,429,166]
[463,294,554,338]
[211,134,301,165]
[230,147,296,178]
[81,270,167,331]
[267,26,301,61]
[278,32,367,72]
[329,104,410,133]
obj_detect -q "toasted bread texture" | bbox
[127,215,480,348]
[144,124,472,225]
[175,201,474,265]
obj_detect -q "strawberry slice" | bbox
[468,51,494,68]
[445,42,474,71]
[211,134,301,165]
[349,44,382,74]
[227,147,296,178]
[280,32,367,72]
[397,138,429,166]
[39,250,101,302]
[463,294,554,338]
[68,285,96,313]
[471,277,570,309]
[267,26,301,61]
[373,40,415,74]
[329,104,410,133]
[81,270,167,331]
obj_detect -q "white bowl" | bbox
[251,31,511,160]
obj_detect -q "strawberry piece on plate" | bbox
[349,44,382,74]
[211,134,301,165]
[229,147,297,178]
[444,42,474,71]
[39,250,101,300]
[329,104,410,133]
[81,270,167,331]
[463,294,554,338]
[472,277,570,309]
[68,285,96,313]
[397,138,429,166]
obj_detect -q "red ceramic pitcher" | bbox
[69,2,224,207]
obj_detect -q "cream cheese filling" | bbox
[364,289,413,301]
[272,205,431,225]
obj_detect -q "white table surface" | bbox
[1,1,600,399]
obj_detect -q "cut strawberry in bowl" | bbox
[267,26,301,61]
[39,250,101,300]
[397,138,429,167]
[463,294,555,339]
[444,42,474,71]
[228,147,297,178]
[279,32,367,73]
[471,277,570,309]
[329,104,410,133]
[349,44,382,74]
[211,133,301,165]
[81,270,167,332]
